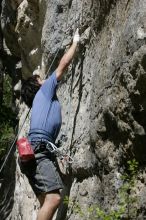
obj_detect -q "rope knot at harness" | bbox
[47,142,74,164]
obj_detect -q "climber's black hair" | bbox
[21,75,41,108]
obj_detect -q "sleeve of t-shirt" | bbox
[40,71,58,100]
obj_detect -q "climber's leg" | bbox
[37,190,61,220]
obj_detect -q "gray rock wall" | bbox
[0,0,146,219]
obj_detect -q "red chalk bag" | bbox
[16,137,35,162]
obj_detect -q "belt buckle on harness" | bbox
[47,142,58,153]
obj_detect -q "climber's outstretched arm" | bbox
[56,29,80,81]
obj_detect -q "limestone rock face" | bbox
[0,0,146,219]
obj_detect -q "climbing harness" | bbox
[33,140,73,164]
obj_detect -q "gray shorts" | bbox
[19,152,63,196]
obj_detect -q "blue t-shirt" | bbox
[29,72,62,142]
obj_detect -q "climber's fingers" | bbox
[73,28,80,43]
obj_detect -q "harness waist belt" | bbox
[34,141,58,154]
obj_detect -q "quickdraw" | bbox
[47,142,74,164]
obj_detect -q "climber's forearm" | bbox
[56,42,78,81]
[55,28,80,80]
[60,42,78,65]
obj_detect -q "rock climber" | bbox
[20,29,80,220]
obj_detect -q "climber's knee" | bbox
[43,190,61,209]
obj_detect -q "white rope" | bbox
[0,109,31,174]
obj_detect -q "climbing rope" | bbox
[58,0,86,165]
[0,109,31,174]
[59,0,81,142]
[0,0,79,174]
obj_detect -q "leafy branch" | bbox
[63,159,139,220]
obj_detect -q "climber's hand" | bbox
[56,28,79,80]
[73,28,80,43]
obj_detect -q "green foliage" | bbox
[0,74,16,159]
[64,159,139,220]
[3,74,12,106]
[118,159,139,219]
